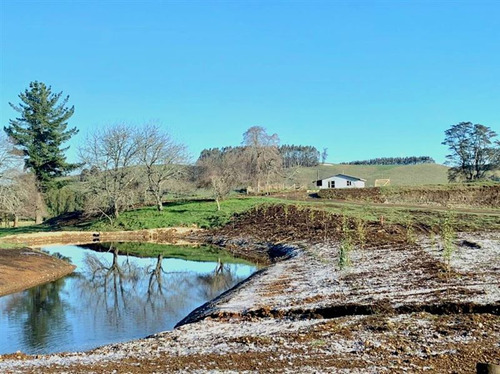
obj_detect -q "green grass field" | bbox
[85,197,284,231]
[293,163,449,188]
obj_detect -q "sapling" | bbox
[355,215,367,249]
[441,210,456,271]
[404,212,416,244]
[339,214,353,269]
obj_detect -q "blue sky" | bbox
[1,0,499,164]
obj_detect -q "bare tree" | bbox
[0,173,40,227]
[242,126,282,193]
[197,150,241,211]
[321,147,328,165]
[136,124,189,211]
[79,124,142,222]
[0,133,21,182]
[0,133,41,226]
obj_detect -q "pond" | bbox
[0,243,257,355]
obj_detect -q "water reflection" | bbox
[4,278,71,352]
[0,243,256,354]
[197,260,237,300]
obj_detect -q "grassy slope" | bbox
[294,163,449,188]
[0,198,277,237]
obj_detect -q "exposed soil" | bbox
[0,227,200,247]
[0,248,75,297]
[0,206,498,373]
[317,184,500,208]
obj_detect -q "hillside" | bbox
[293,163,449,188]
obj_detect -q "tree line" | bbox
[341,156,435,166]
[199,144,320,169]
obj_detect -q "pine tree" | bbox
[5,81,78,191]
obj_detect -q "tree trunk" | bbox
[113,202,120,219]
[35,191,43,224]
[13,214,19,228]
[216,197,221,211]
[155,194,163,211]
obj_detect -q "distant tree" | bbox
[0,133,22,182]
[321,148,328,165]
[196,149,241,211]
[442,122,499,181]
[78,124,142,222]
[242,126,282,192]
[278,145,320,168]
[5,81,78,223]
[136,123,189,211]
[0,173,40,227]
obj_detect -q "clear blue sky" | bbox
[1,0,499,165]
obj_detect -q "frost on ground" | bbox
[0,233,498,373]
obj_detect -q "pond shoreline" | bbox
[0,227,202,297]
[0,248,76,297]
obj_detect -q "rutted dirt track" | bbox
[0,206,499,373]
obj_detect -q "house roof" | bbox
[314,174,367,182]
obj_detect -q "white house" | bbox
[314,174,366,189]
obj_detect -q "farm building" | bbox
[314,174,366,189]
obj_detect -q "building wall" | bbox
[317,176,365,189]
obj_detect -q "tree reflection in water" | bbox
[197,259,238,300]
[4,277,71,352]
[0,243,256,355]
[79,246,199,329]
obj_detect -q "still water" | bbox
[0,243,256,355]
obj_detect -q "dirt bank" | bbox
[0,227,201,247]
[0,248,75,297]
[0,207,498,373]
[318,183,500,208]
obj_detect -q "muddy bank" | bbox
[0,248,75,297]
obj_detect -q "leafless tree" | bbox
[321,147,328,164]
[136,124,189,211]
[197,150,241,211]
[0,133,21,182]
[241,126,283,193]
[0,173,40,227]
[78,124,142,222]
[0,134,42,226]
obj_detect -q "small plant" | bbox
[429,231,437,250]
[283,204,289,224]
[441,210,456,270]
[355,215,367,249]
[404,212,416,244]
[339,214,353,269]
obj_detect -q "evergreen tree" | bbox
[5,81,78,191]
